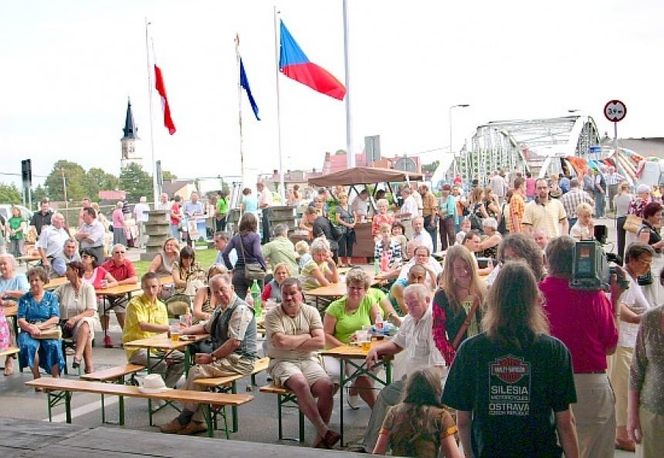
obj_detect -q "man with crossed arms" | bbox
[264,277,339,449]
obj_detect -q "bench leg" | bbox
[47,391,70,423]
[101,394,106,423]
[277,394,284,440]
[298,409,305,443]
[119,395,125,426]
[231,381,239,433]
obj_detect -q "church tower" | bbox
[120,98,141,168]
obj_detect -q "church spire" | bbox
[122,97,139,140]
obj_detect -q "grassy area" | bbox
[133,248,218,278]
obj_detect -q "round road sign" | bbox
[604,100,627,122]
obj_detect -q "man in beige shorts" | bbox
[264,277,339,449]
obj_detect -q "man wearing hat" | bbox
[159,274,257,435]
[122,272,184,388]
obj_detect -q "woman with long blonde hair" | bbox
[432,245,486,365]
[442,261,579,457]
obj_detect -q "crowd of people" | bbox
[1,170,664,457]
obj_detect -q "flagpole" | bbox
[235,34,245,185]
[273,6,285,202]
[342,0,354,168]
[144,18,159,206]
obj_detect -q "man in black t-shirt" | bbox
[442,333,577,457]
[29,200,53,236]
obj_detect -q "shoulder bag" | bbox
[623,214,642,234]
[238,234,266,282]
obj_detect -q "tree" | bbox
[119,163,152,203]
[0,183,21,204]
[162,170,177,182]
[44,160,87,202]
[32,185,48,204]
[422,160,440,174]
[83,168,118,200]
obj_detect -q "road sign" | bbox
[604,100,627,122]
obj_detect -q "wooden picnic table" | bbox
[16,255,41,267]
[124,332,209,375]
[321,341,392,446]
[123,331,210,424]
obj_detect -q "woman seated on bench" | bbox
[54,261,98,373]
[17,267,65,384]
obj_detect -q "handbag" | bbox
[623,214,642,234]
[238,234,266,282]
[33,324,62,340]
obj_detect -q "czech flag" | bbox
[279,20,346,101]
[154,64,176,135]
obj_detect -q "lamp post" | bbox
[449,104,470,178]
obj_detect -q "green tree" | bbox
[32,185,48,204]
[44,160,87,202]
[119,163,152,202]
[83,167,119,200]
[0,183,22,204]
[162,170,177,181]
[422,160,440,174]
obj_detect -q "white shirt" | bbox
[77,220,105,248]
[258,189,273,208]
[391,308,445,378]
[134,202,150,223]
[36,225,69,258]
[412,191,423,215]
[156,200,171,212]
[619,275,651,348]
[490,175,507,197]
[351,196,368,217]
[412,230,434,253]
[400,195,418,218]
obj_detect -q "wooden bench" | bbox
[260,384,305,443]
[0,346,19,360]
[80,364,146,425]
[194,357,269,433]
[26,378,253,439]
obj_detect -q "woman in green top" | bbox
[323,268,381,409]
[7,206,27,257]
[214,190,229,232]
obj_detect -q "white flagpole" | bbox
[342,0,354,168]
[273,6,285,202]
[144,18,159,206]
[235,34,245,184]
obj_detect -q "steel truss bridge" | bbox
[455,115,601,183]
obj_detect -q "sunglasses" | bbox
[113,251,126,255]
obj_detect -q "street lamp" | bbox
[449,104,470,178]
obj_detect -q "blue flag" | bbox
[240,58,260,121]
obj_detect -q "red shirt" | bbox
[101,259,137,282]
[539,276,618,373]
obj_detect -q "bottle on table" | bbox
[250,279,262,317]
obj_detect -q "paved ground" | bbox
[1,219,635,455]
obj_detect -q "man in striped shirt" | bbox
[605,166,625,212]
[560,178,595,230]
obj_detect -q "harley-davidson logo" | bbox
[490,355,529,384]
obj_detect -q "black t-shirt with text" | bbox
[442,333,576,458]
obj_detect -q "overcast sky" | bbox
[1,0,663,189]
